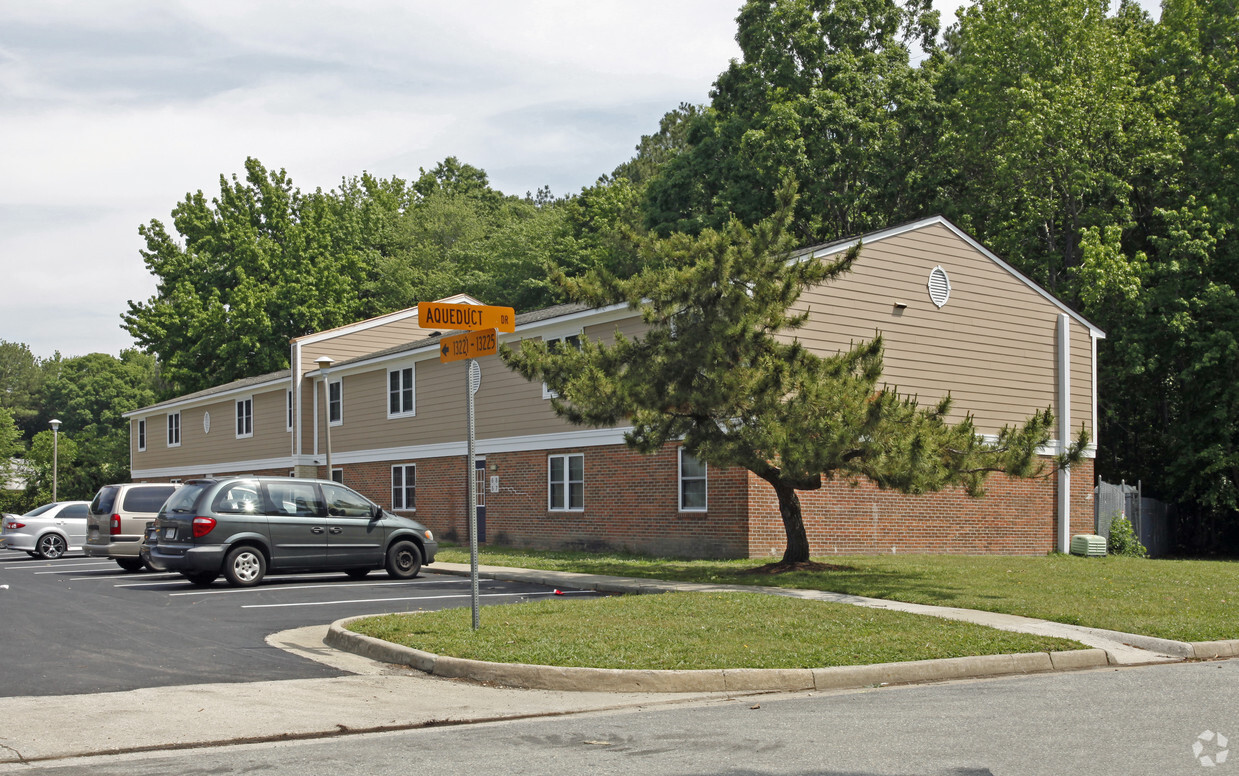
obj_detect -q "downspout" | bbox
[1057,314,1071,553]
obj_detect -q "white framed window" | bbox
[286,389,294,432]
[328,379,342,426]
[542,332,582,399]
[548,453,584,511]
[330,468,343,484]
[137,419,146,452]
[388,365,415,417]
[678,449,708,512]
[167,412,181,447]
[236,397,253,439]
[392,464,416,510]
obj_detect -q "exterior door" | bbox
[321,482,384,567]
[474,457,486,543]
[261,481,327,568]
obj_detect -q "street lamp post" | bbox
[315,357,335,481]
[49,419,61,502]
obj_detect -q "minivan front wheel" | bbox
[116,558,145,573]
[385,540,422,580]
[223,546,266,587]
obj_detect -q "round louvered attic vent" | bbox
[928,266,951,308]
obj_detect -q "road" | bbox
[0,552,583,696]
[7,660,1236,775]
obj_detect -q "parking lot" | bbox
[0,552,587,697]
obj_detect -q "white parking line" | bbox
[241,590,590,609]
[4,560,116,571]
[165,578,468,595]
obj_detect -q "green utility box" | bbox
[1070,534,1108,557]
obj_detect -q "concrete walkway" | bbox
[1,562,1235,769]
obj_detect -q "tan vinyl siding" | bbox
[296,312,437,378]
[323,315,649,454]
[324,353,587,453]
[584,314,647,344]
[790,223,1094,436]
[133,388,292,471]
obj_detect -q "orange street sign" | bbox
[440,328,498,363]
[419,302,515,333]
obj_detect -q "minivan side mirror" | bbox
[371,504,384,520]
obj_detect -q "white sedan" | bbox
[1,501,91,559]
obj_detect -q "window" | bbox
[286,390,294,432]
[264,481,325,517]
[213,482,262,514]
[322,482,372,517]
[679,449,708,511]
[548,453,583,511]
[167,412,181,447]
[328,379,342,425]
[236,397,253,438]
[137,419,146,452]
[61,504,89,519]
[330,468,343,484]
[542,333,581,399]
[392,464,416,510]
[388,366,415,417]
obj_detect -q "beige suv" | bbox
[85,483,180,571]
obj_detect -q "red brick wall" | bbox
[142,450,1097,559]
[746,458,1097,558]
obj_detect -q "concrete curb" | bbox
[326,616,1111,693]
[1190,639,1239,659]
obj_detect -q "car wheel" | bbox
[345,568,371,579]
[116,558,145,572]
[182,571,218,587]
[385,540,422,580]
[36,533,68,560]
[223,546,266,587]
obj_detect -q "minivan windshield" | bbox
[162,482,212,514]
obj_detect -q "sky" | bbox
[0,0,1152,362]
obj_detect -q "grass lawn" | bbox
[349,591,1084,670]
[435,547,1238,642]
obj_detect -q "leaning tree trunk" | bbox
[773,481,811,564]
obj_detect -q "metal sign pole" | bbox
[467,359,481,630]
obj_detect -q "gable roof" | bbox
[795,216,1105,339]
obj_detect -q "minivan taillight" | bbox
[110,514,121,535]
[192,517,217,538]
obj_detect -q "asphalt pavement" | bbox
[1,561,1235,770]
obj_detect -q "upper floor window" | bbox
[388,366,415,417]
[286,389,294,432]
[542,333,581,399]
[236,397,253,439]
[328,379,342,426]
[679,449,708,512]
[167,412,181,447]
[137,419,146,452]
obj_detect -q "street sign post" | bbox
[440,328,497,363]
[418,302,515,333]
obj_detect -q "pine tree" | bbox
[503,182,1089,564]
